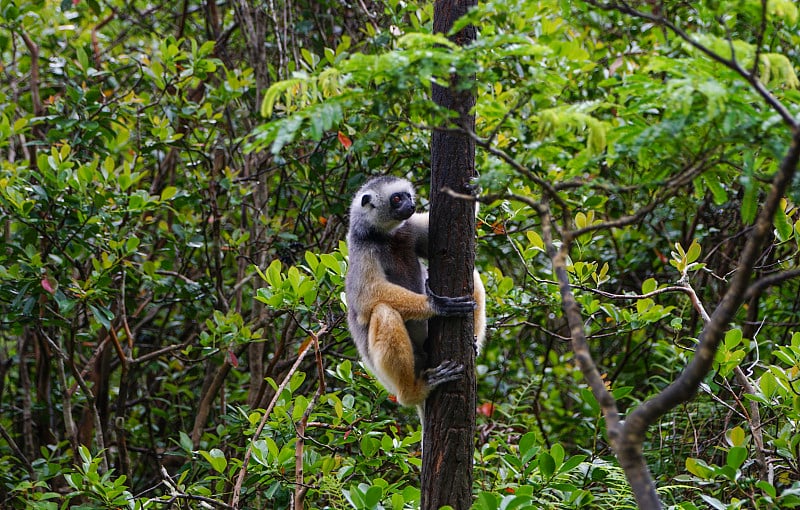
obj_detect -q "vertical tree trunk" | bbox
[422,1,477,509]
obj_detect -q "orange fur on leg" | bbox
[368,303,429,406]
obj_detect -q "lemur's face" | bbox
[388,191,414,221]
[356,178,416,231]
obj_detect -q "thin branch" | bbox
[0,423,33,476]
[41,331,109,472]
[628,124,800,433]
[230,324,328,509]
[744,268,800,301]
[153,466,234,509]
[18,29,42,117]
[570,152,715,238]
[583,0,798,129]
[674,277,770,482]
[751,0,768,78]
[536,201,622,435]
[464,129,570,211]
[294,330,325,509]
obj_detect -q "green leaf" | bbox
[364,485,383,507]
[550,443,565,468]
[700,495,727,510]
[685,457,714,479]
[757,480,777,498]
[160,186,178,201]
[538,452,555,478]
[199,448,227,473]
[474,492,499,510]
[685,240,702,264]
[740,173,758,224]
[774,199,793,242]
[611,386,634,400]
[794,219,800,249]
[519,432,539,464]
[261,78,306,118]
[360,436,378,457]
[526,230,544,251]
[265,437,279,458]
[76,46,89,71]
[88,303,114,330]
[726,446,747,470]
[179,431,192,453]
[724,328,743,349]
[558,454,587,474]
[703,176,728,205]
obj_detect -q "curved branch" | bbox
[583,0,798,129]
[744,268,800,301]
[230,324,326,509]
[18,29,42,118]
[628,126,800,433]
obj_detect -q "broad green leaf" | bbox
[685,457,713,479]
[728,427,744,446]
[160,186,178,201]
[88,303,114,330]
[538,452,555,478]
[726,446,747,469]
[686,240,701,264]
[526,230,544,251]
[179,431,192,453]
[774,199,793,242]
[199,448,227,473]
[642,278,657,294]
[558,454,587,475]
[550,443,565,468]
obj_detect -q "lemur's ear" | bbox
[361,194,373,207]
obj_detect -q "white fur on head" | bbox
[350,177,416,234]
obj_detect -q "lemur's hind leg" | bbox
[368,303,464,407]
[368,303,430,407]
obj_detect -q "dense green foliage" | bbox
[1,0,800,508]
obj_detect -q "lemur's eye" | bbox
[391,194,401,205]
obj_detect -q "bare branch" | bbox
[628,126,800,434]
[230,324,328,509]
[744,268,800,301]
[18,30,42,118]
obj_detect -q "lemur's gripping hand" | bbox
[425,281,476,317]
[422,360,464,387]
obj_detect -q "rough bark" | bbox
[422,1,477,509]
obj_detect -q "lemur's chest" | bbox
[379,235,423,292]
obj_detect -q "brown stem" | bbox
[191,358,232,449]
[628,127,800,432]
[230,325,327,509]
[18,30,42,118]
[294,332,325,509]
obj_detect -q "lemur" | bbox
[344,176,487,410]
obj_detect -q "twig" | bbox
[18,29,42,117]
[680,279,770,482]
[230,324,328,509]
[583,0,798,130]
[0,423,33,476]
[744,268,800,301]
[41,330,110,472]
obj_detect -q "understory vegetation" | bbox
[1,0,800,508]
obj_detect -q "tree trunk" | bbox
[422,1,477,509]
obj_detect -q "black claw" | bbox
[426,280,476,317]
[464,181,480,196]
[423,360,465,386]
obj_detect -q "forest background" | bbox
[1,0,800,508]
